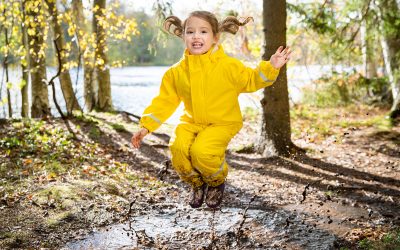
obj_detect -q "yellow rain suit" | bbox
[139,45,279,187]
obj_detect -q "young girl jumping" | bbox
[131,11,290,209]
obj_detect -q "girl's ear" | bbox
[214,33,220,44]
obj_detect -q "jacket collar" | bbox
[181,44,226,71]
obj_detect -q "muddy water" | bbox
[64,205,337,249]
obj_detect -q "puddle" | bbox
[64,205,337,249]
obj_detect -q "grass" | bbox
[290,104,393,142]
[111,123,127,132]
[357,229,400,250]
[241,104,393,144]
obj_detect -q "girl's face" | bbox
[183,16,218,55]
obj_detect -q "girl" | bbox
[131,11,290,209]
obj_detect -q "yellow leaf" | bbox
[24,158,33,165]
[68,26,75,36]
[27,28,36,36]
[18,79,27,89]
[47,172,57,180]
[96,58,104,66]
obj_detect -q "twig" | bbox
[126,198,136,219]
[118,110,141,121]
[158,160,171,180]
[236,195,257,244]
[208,209,217,248]
[122,198,139,240]
[300,179,323,203]
[301,183,310,203]
[48,37,65,119]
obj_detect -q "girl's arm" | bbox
[139,69,181,133]
[234,46,291,93]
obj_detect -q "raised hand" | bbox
[270,46,291,69]
[131,128,149,149]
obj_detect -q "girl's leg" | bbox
[169,123,204,188]
[190,123,242,187]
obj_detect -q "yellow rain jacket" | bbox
[140,45,279,187]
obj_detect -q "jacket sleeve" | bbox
[139,70,181,133]
[232,59,280,93]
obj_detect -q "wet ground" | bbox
[65,201,337,250]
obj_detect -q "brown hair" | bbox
[163,11,253,38]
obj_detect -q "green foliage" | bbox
[290,104,393,143]
[111,123,126,132]
[357,229,400,249]
[288,2,338,35]
[89,126,102,140]
[302,70,391,108]
[107,10,183,66]
[0,136,22,149]
[287,0,385,65]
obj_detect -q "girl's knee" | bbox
[189,142,207,161]
[169,139,188,155]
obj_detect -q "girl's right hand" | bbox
[131,128,149,149]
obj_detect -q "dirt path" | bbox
[1,107,399,249]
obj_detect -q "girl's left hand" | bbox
[270,46,291,69]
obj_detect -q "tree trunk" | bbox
[376,0,400,118]
[72,0,95,112]
[93,0,113,111]
[256,0,296,157]
[360,18,377,79]
[21,1,29,118]
[46,0,81,115]
[26,0,50,118]
[3,27,12,118]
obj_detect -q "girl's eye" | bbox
[186,31,193,34]
[201,31,207,34]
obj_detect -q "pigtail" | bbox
[219,16,254,35]
[163,15,184,38]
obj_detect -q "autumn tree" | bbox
[0,0,138,117]
[92,0,112,111]
[71,0,95,111]
[25,0,50,118]
[46,0,81,115]
[21,1,30,117]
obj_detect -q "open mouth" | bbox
[192,42,203,49]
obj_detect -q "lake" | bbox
[0,65,330,123]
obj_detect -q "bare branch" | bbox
[48,37,66,119]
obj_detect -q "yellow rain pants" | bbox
[139,45,280,187]
[169,122,242,188]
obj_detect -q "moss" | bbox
[45,161,67,175]
[101,181,121,196]
[45,211,77,228]
[0,231,32,248]
[89,126,102,139]
[111,123,127,132]
[33,184,81,208]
